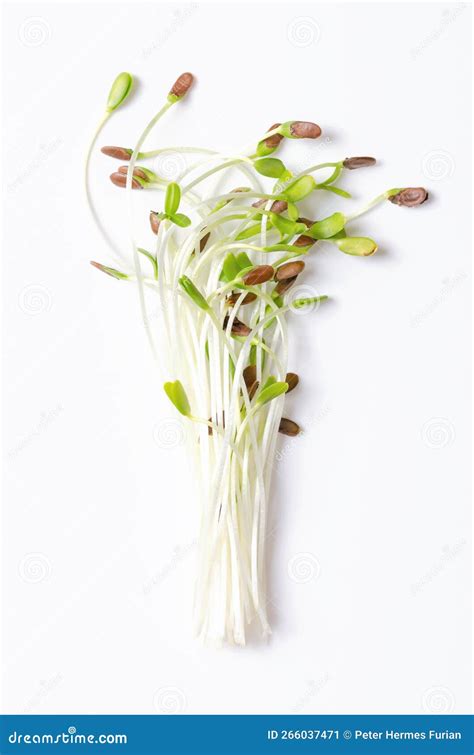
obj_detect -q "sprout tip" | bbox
[168,72,194,103]
[106,72,133,113]
[388,187,428,207]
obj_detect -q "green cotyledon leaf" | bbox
[163,380,191,416]
[165,182,181,215]
[220,253,241,283]
[254,157,288,179]
[256,381,288,407]
[106,72,133,112]
[236,252,253,269]
[283,175,316,202]
[335,236,378,256]
[236,224,262,241]
[270,213,307,238]
[179,276,209,310]
[169,212,191,227]
[308,212,346,240]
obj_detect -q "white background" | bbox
[2,2,471,715]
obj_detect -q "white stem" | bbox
[126,102,173,360]
[84,111,129,265]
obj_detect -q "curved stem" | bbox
[84,111,129,264]
[345,191,388,221]
[126,101,173,360]
[182,157,254,194]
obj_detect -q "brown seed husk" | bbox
[285,372,299,393]
[208,411,225,436]
[274,276,297,296]
[269,200,288,214]
[110,172,142,189]
[243,364,257,391]
[149,212,160,234]
[343,156,377,170]
[223,315,251,337]
[90,261,115,278]
[118,165,148,181]
[275,261,305,281]
[243,265,274,286]
[279,418,301,436]
[248,380,259,401]
[290,121,321,139]
[101,146,131,160]
[200,231,211,252]
[293,234,315,248]
[218,187,251,209]
[262,123,283,150]
[294,217,316,246]
[227,291,257,307]
[298,217,314,228]
[388,187,429,207]
[252,198,288,214]
[170,72,194,99]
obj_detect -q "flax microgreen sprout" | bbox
[179,275,210,311]
[87,71,428,647]
[106,72,133,112]
[164,380,191,416]
[90,261,129,280]
[279,121,322,139]
[85,71,135,265]
[291,295,329,309]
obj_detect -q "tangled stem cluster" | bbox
[86,72,428,645]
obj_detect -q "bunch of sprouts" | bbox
[86,72,428,645]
